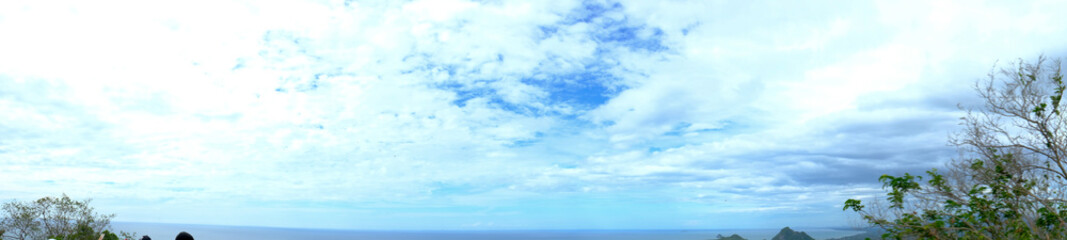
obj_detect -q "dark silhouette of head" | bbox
[141,236,152,240]
[175,231,194,240]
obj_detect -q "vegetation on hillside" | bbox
[713,233,747,240]
[0,194,135,240]
[713,227,824,240]
[844,56,1067,239]
[771,227,814,240]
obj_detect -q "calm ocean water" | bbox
[111,222,864,240]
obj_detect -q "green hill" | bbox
[771,227,815,240]
[712,233,747,240]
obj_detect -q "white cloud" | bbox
[2,0,1067,229]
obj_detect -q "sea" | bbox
[111,222,866,240]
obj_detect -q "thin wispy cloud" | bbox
[2,0,1066,230]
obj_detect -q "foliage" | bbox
[771,227,814,240]
[117,230,138,240]
[0,194,117,240]
[51,222,98,240]
[843,56,1067,239]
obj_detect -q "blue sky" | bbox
[2,0,1067,230]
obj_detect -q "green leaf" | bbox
[844,199,865,212]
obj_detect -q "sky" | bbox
[2,0,1067,231]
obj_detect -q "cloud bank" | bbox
[2,0,1067,230]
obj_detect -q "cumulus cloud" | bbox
[1,0,1066,230]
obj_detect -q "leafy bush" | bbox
[844,57,1067,239]
[0,194,132,240]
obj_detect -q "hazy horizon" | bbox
[111,220,862,231]
[3,0,1067,231]
[109,221,865,240]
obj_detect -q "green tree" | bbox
[0,199,43,240]
[844,56,1067,239]
[101,230,121,240]
[0,194,117,240]
[116,230,138,240]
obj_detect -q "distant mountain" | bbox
[826,228,886,240]
[712,233,747,240]
[770,227,814,240]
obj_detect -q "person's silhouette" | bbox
[175,231,194,240]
